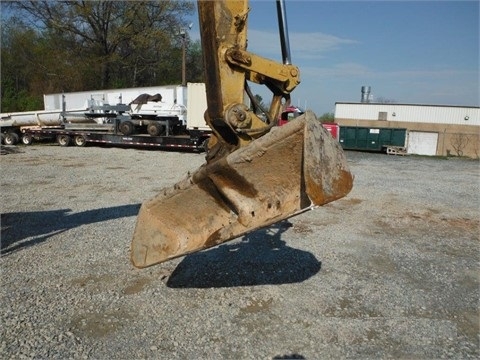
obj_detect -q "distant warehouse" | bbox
[334,102,480,158]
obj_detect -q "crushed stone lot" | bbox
[1,144,479,359]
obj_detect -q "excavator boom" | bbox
[131,0,353,268]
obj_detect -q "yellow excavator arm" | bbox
[198,0,303,162]
[130,0,353,268]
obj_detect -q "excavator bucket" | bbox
[131,111,353,268]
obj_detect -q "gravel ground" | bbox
[1,143,479,359]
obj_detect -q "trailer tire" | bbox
[57,134,71,147]
[147,122,165,136]
[4,132,19,145]
[74,135,87,147]
[21,133,33,145]
[119,121,134,135]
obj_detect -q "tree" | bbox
[450,133,470,157]
[0,17,45,111]
[1,1,198,111]
[186,40,205,83]
[318,112,335,123]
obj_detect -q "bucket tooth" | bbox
[131,111,353,268]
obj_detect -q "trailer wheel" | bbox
[57,134,71,147]
[74,135,87,147]
[147,122,165,136]
[119,121,134,135]
[4,132,19,145]
[21,133,33,145]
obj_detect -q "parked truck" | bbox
[1,83,211,151]
[278,105,340,140]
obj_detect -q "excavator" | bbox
[130,0,353,268]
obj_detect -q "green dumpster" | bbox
[339,126,406,152]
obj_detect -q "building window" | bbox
[378,112,388,121]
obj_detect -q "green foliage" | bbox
[1,17,44,111]
[1,0,200,112]
[186,40,205,83]
[318,112,335,123]
[1,82,42,112]
[248,94,269,114]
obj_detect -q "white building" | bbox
[335,102,480,157]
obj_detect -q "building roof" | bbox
[335,102,480,126]
[335,102,479,110]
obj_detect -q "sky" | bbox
[187,0,479,115]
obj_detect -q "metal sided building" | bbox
[334,102,480,158]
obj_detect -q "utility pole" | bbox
[179,23,192,87]
[180,30,187,87]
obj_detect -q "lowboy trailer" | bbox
[21,122,210,152]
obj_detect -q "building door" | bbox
[408,131,438,155]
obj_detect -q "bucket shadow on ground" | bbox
[1,204,141,255]
[167,221,322,288]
